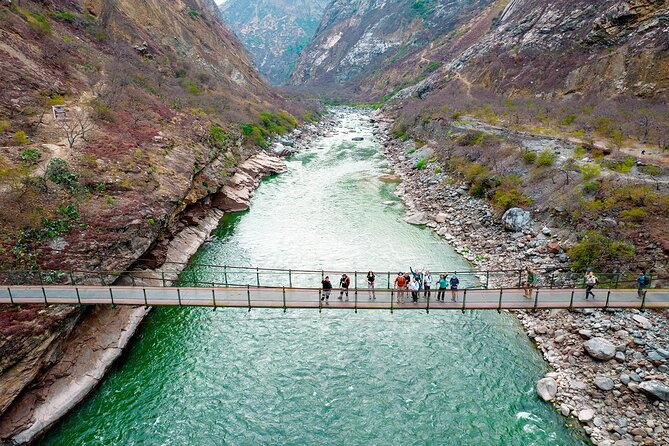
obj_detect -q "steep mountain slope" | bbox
[289,0,495,95]
[0,0,307,273]
[221,0,330,84]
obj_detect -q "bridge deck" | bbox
[1,286,667,311]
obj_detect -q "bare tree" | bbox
[57,108,94,148]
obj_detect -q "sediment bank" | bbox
[372,112,669,446]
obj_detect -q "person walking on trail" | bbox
[449,273,460,302]
[367,271,376,300]
[423,271,432,299]
[637,270,648,299]
[585,271,597,300]
[524,268,537,299]
[409,277,420,303]
[394,272,407,303]
[339,274,350,301]
[321,276,333,304]
[437,274,448,302]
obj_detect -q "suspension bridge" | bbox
[0,266,665,311]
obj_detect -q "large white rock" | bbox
[578,408,595,422]
[434,212,448,224]
[632,314,652,330]
[501,208,531,232]
[594,376,614,391]
[584,337,616,361]
[536,377,557,401]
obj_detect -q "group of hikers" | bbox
[320,268,650,304]
[320,268,461,304]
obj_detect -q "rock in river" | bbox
[537,377,557,401]
[405,212,428,225]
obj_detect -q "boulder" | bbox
[632,314,652,330]
[501,208,531,232]
[434,212,448,224]
[546,242,561,254]
[594,376,614,391]
[405,212,428,225]
[638,380,669,401]
[584,337,616,361]
[536,377,557,401]
[578,408,595,422]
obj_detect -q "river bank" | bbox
[371,111,669,446]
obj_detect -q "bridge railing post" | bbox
[282,287,286,313]
[288,269,292,288]
[568,289,574,311]
[387,272,390,289]
[461,289,467,314]
[517,270,523,288]
[641,289,647,311]
[42,286,48,305]
[247,284,251,312]
[7,287,14,306]
[256,268,260,287]
[390,289,394,314]
[485,271,489,289]
[177,288,182,307]
[143,288,148,307]
[354,286,358,314]
[109,287,115,308]
[212,289,217,311]
[605,290,611,310]
[533,289,539,311]
[224,266,228,287]
[319,289,322,313]
[75,287,81,306]
[497,288,503,313]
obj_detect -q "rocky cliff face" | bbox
[221,0,330,85]
[289,0,495,95]
[291,0,668,102]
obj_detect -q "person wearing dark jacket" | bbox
[321,276,333,303]
[339,274,350,301]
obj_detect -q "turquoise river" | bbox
[40,110,585,445]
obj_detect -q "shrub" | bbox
[492,188,532,211]
[583,181,600,194]
[258,111,297,135]
[208,126,229,149]
[580,163,601,181]
[46,158,79,192]
[13,131,29,145]
[536,150,556,167]
[415,159,427,170]
[392,129,409,140]
[187,8,200,19]
[574,146,586,157]
[641,165,661,176]
[434,167,442,174]
[20,148,41,165]
[16,6,51,36]
[611,157,636,173]
[561,114,577,125]
[569,230,635,270]
[48,93,65,106]
[52,11,76,23]
[457,130,485,146]
[0,121,9,132]
[619,207,647,222]
[464,163,489,184]
[522,151,537,165]
[184,80,201,96]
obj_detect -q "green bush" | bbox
[16,6,51,35]
[184,80,201,96]
[583,181,600,194]
[619,207,647,222]
[561,114,577,125]
[13,131,29,145]
[580,163,601,181]
[208,126,229,149]
[0,120,9,132]
[415,159,427,170]
[641,165,661,176]
[20,148,41,165]
[47,158,79,192]
[569,230,635,270]
[457,130,485,146]
[188,8,200,19]
[536,150,556,167]
[492,188,532,211]
[258,111,298,135]
[52,11,76,23]
[522,151,537,165]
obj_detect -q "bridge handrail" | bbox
[0,267,655,290]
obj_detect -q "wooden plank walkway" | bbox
[1,286,667,311]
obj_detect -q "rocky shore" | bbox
[0,151,289,445]
[371,112,669,446]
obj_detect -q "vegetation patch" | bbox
[569,230,635,271]
[46,158,79,192]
